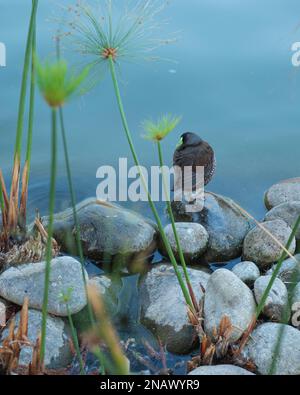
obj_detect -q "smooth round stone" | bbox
[292,282,300,306]
[158,222,209,264]
[243,220,296,269]
[266,254,300,285]
[188,365,254,375]
[39,198,157,265]
[254,275,289,321]
[265,201,300,240]
[264,178,300,210]
[244,323,300,375]
[140,264,210,354]
[204,269,256,342]
[0,301,6,327]
[172,192,251,263]
[0,257,88,316]
[0,309,72,369]
[231,261,260,286]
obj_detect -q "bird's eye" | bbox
[176,137,183,148]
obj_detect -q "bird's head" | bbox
[176,132,203,148]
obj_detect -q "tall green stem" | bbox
[108,56,193,310]
[59,106,95,325]
[66,304,85,375]
[14,0,39,160]
[40,108,57,364]
[157,141,196,307]
[256,215,300,318]
[263,215,300,375]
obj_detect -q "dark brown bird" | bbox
[173,132,216,191]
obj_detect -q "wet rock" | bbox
[158,223,209,264]
[0,309,72,369]
[0,302,5,327]
[264,178,300,210]
[243,220,296,269]
[140,264,210,354]
[254,276,289,321]
[172,192,251,263]
[266,254,300,285]
[244,323,300,375]
[231,261,260,287]
[204,269,256,342]
[188,365,254,375]
[265,201,300,240]
[0,257,87,316]
[40,198,157,266]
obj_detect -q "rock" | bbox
[204,269,256,342]
[0,257,87,316]
[244,323,300,375]
[231,261,260,286]
[264,178,300,210]
[72,275,122,332]
[158,223,209,264]
[254,276,290,321]
[172,192,251,263]
[243,220,296,269]
[265,201,300,240]
[0,309,72,369]
[139,264,210,354]
[266,254,300,285]
[188,365,254,375]
[40,198,157,265]
[292,282,300,305]
[0,302,6,327]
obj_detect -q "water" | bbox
[1,0,300,374]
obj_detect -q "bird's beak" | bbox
[176,137,183,148]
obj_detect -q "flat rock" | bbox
[158,223,209,264]
[188,364,254,375]
[0,256,87,316]
[265,201,300,240]
[40,198,157,265]
[243,220,296,269]
[140,264,210,354]
[172,192,251,263]
[0,309,72,369]
[204,269,256,342]
[254,276,289,321]
[266,254,300,285]
[244,323,300,375]
[264,178,300,210]
[231,261,260,287]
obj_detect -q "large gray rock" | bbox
[0,256,87,316]
[265,178,300,210]
[158,223,209,264]
[254,276,289,321]
[140,264,210,354]
[266,254,300,285]
[231,261,260,287]
[244,323,300,375]
[40,198,157,265]
[243,220,296,269]
[172,192,251,263]
[188,365,254,375]
[204,269,256,342]
[265,201,300,240]
[0,309,72,369]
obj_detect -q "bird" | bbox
[173,132,216,195]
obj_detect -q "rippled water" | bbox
[1,0,300,374]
